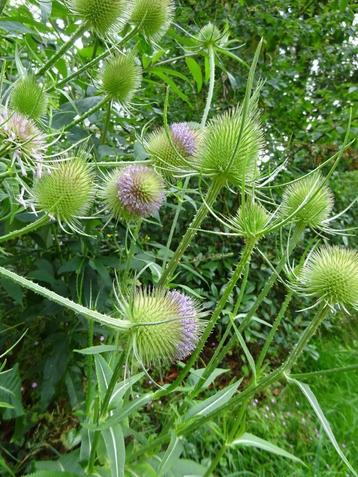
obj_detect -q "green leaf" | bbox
[185,57,203,92]
[102,424,125,477]
[158,432,183,476]
[185,379,242,419]
[150,70,191,105]
[75,345,119,355]
[24,472,81,477]
[188,367,229,389]
[287,375,358,477]
[94,355,112,400]
[231,432,304,464]
[0,364,24,419]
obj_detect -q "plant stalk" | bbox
[201,45,216,127]
[63,96,109,132]
[0,215,49,244]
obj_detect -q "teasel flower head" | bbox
[131,0,175,41]
[232,201,270,241]
[194,92,264,187]
[10,75,48,121]
[296,246,358,312]
[124,288,205,367]
[280,172,334,229]
[195,23,229,50]
[68,0,131,36]
[33,156,94,229]
[0,108,47,176]
[145,122,201,176]
[102,54,142,104]
[102,165,165,221]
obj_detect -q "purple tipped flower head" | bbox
[171,123,198,156]
[127,288,205,367]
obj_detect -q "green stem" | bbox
[204,441,227,477]
[121,220,142,293]
[157,239,256,397]
[201,45,216,127]
[63,96,109,132]
[158,178,224,286]
[0,215,49,244]
[0,266,131,331]
[85,320,95,415]
[290,364,358,379]
[36,23,87,77]
[100,100,112,144]
[256,289,294,370]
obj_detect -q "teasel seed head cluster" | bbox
[145,122,201,176]
[131,0,175,41]
[280,172,334,229]
[295,246,358,312]
[10,75,48,121]
[68,0,130,36]
[102,54,142,104]
[124,288,205,367]
[102,165,165,221]
[33,156,94,229]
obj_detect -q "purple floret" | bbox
[171,123,198,156]
[117,165,165,217]
[168,290,200,360]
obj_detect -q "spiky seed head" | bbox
[34,157,94,223]
[281,173,334,228]
[195,100,263,186]
[0,109,46,175]
[102,165,165,220]
[131,0,175,40]
[233,202,269,240]
[102,54,142,103]
[196,23,228,49]
[68,0,129,35]
[146,122,201,175]
[10,76,48,121]
[298,246,358,309]
[128,288,205,366]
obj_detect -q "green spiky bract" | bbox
[102,54,142,103]
[34,157,93,223]
[10,76,47,120]
[281,172,333,228]
[131,0,174,40]
[196,23,227,49]
[69,0,128,35]
[195,95,263,186]
[299,246,358,309]
[233,202,269,240]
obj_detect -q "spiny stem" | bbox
[0,215,49,244]
[0,266,131,330]
[201,45,216,127]
[121,220,142,292]
[158,178,224,286]
[36,23,87,78]
[101,99,112,144]
[63,96,109,132]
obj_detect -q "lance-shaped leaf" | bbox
[102,424,125,477]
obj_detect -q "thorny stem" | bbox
[158,178,224,286]
[121,220,142,293]
[101,100,112,144]
[0,215,49,244]
[201,45,216,128]
[63,96,109,132]
[36,24,87,78]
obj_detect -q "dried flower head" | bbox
[297,246,358,311]
[281,172,334,228]
[146,122,200,175]
[102,54,142,103]
[0,109,46,176]
[195,95,263,186]
[102,165,165,221]
[127,288,205,366]
[131,0,175,41]
[10,75,48,121]
[68,0,130,35]
[33,157,94,226]
[232,202,269,240]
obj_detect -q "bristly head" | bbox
[194,94,264,187]
[10,75,48,121]
[102,54,142,104]
[0,108,47,176]
[102,165,165,221]
[195,23,229,50]
[68,0,130,36]
[232,201,269,241]
[145,122,201,176]
[296,246,358,312]
[280,172,334,229]
[130,0,175,41]
[126,288,205,367]
[33,156,94,227]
